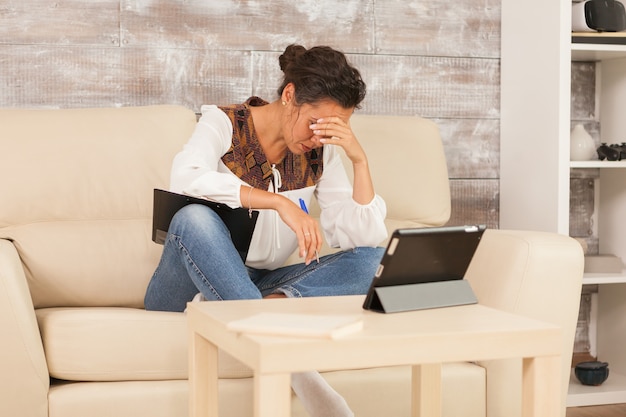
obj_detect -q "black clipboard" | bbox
[151,189,259,261]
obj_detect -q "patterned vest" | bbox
[218,97,324,191]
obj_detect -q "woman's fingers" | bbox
[312,118,367,165]
[299,228,321,265]
[310,117,352,141]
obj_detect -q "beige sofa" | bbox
[0,105,583,417]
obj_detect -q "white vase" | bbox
[570,124,596,161]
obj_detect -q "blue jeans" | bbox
[144,204,385,312]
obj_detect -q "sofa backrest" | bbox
[0,107,450,309]
[349,115,450,234]
[0,106,197,308]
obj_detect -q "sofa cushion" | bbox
[10,220,162,309]
[49,380,189,417]
[349,115,451,231]
[0,105,197,308]
[47,364,486,417]
[36,307,253,381]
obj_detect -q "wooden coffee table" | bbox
[187,295,562,417]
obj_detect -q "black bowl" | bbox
[575,361,609,386]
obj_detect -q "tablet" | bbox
[363,225,486,313]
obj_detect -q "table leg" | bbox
[522,355,562,417]
[411,363,442,417]
[253,373,291,417]
[189,330,219,417]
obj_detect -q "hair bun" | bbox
[276,44,366,109]
[279,44,306,72]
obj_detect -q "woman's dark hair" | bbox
[277,45,366,109]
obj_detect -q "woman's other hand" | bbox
[310,117,375,205]
[310,117,367,166]
[276,198,321,265]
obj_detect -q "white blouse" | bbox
[170,104,388,270]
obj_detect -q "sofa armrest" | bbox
[0,239,49,417]
[465,229,584,417]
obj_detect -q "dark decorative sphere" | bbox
[575,361,609,386]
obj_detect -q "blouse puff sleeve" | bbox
[315,145,388,250]
[169,105,245,208]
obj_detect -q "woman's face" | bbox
[283,99,353,155]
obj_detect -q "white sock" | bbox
[291,371,354,417]
[183,293,207,313]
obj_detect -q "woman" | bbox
[145,44,387,417]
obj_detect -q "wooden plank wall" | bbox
[571,62,598,252]
[0,0,595,230]
[570,61,599,360]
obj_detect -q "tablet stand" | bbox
[368,280,477,313]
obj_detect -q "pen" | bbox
[298,198,320,263]
[299,198,309,214]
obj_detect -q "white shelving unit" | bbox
[568,371,626,407]
[501,0,626,409]
[572,43,626,61]
[570,161,626,168]
[582,271,626,286]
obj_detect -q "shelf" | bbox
[583,270,626,285]
[503,3,626,410]
[572,43,626,61]
[570,160,626,168]
[568,369,626,407]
